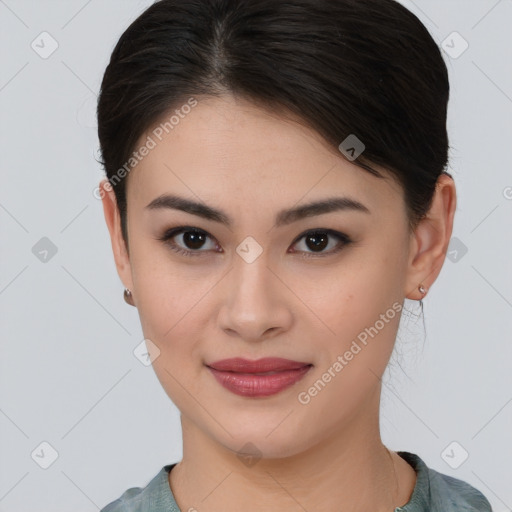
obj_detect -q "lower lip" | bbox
[207,365,312,397]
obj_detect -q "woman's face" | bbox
[109,95,416,458]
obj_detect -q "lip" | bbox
[206,357,312,397]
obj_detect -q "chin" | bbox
[212,416,315,462]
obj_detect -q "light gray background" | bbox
[1,0,511,511]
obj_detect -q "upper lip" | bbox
[207,357,311,373]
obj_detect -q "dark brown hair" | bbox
[97,0,450,249]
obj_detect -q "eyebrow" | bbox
[145,194,370,228]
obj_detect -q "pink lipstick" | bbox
[206,357,312,397]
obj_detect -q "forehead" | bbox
[127,95,404,216]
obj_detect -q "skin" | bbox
[100,94,456,512]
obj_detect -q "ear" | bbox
[404,173,457,300]
[99,179,134,294]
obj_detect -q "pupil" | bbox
[306,232,328,252]
[184,231,205,250]
[181,231,330,252]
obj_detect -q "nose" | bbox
[217,253,293,342]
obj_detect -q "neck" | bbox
[169,389,415,512]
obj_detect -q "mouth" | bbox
[206,357,313,398]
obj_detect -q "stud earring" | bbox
[124,288,135,306]
[418,284,427,297]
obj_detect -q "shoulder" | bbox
[426,466,493,512]
[100,464,179,512]
[397,451,493,512]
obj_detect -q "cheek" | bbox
[129,245,206,358]
[291,258,404,423]
[288,245,408,399]
[135,277,206,355]
[296,246,405,342]
[133,265,209,408]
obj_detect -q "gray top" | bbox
[100,451,493,511]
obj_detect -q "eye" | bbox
[290,229,351,258]
[157,227,221,257]
[157,226,351,259]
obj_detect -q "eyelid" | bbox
[291,227,349,245]
[156,226,221,256]
[289,228,351,259]
[157,226,351,258]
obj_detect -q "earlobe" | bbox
[99,179,134,294]
[405,174,457,301]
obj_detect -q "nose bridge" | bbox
[231,248,276,307]
[218,247,291,339]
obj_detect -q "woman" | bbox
[97,0,493,510]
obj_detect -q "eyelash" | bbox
[156,226,352,259]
